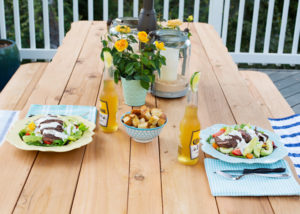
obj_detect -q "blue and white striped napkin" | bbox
[0,110,19,146]
[269,114,300,178]
[27,104,97,123]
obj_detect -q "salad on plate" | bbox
[19,115,89,147]
[206,124,276,159]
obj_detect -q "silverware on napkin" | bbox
[219,167,286,174]
[214,170,290,180]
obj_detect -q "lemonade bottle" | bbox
[99,52,118,133]
[178,72,201,165]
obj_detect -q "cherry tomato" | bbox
[212,128,226,138]
[43,140,52,145]
[25,132,31,136]
[232,149,242,156]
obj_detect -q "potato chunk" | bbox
[138,122,148,129]
[151,108,163,117]
[148,115,159,126]
[140,105,150,114]
[132,117,140,127]
[123,106,167,129]
[123,116,132,126]
[131,109,141,116]
[157,118,166,127]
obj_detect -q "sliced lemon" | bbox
[190,71,201,92]
[103,51,113,68]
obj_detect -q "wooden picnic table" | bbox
[0,21,299,214]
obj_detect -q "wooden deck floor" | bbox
[241,69,300,114]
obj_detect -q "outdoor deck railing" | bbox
[0,0,299,65]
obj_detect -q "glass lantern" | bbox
[109,17,139,36]
[151,29,191,98]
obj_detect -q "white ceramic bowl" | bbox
[121,112,167,143]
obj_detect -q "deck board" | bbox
[241,69,300,114]
[280,82,300,97]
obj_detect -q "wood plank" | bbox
[0,63,47,213]
[0,63,48,110]
[71,77,130,213]
[241,71,300,214]
[195,23,272,129]
[13,22,103,214]
[127,95,162,214]
[71,22,130,214]
[0,22,91,214]
[157,23,237,214]
[241,71,294,118]
[194,23,275,214]
[21,22,92,112]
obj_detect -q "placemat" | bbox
[26,104,97,123]
[205,158,300,196]
[0,110,19,146]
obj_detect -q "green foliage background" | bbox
[3,0,299,60]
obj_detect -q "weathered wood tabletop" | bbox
[0,21,299,214]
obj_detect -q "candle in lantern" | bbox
[160,47,179,81]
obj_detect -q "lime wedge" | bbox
[103,51,113,68]
[190,72,201,92]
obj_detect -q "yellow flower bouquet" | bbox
[101,29,166,90]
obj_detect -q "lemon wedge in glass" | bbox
[103,51,113,68]
[190,71,201,92]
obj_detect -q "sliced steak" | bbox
[40,126,64,134]
[39,119,63,125]
[229,134,242,142]
[43,134,62,141]
[42,136,54,144]
[238,130,251,143]
[254,128,269,142]
[215,136,238,148]
[257,132,268,142]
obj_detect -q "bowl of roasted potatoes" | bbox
[121,105,167,143]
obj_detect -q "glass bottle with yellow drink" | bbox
[99,51,118,133]
[178,72,201,165]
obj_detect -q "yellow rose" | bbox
[155,41,166,51]
[115,25,131,34]
[187,15,193,22]
[167,19,183,28]
[114,39,128,52]
[138,31,149,43]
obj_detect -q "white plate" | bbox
[6,115,96,152]
[200,124,288,164]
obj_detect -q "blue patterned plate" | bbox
[200,124,288,164]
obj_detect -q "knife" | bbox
[218,167,286,174]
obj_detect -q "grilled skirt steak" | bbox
[39,119,63,125]
[215,136,238,148]
[238,130,251,143]
[43,134,62,142]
